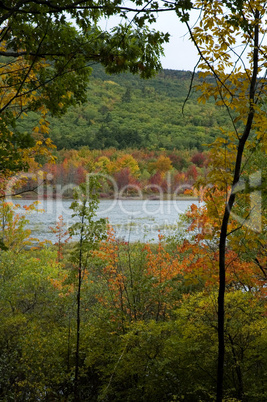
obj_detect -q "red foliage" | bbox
[76,166,86,185]
[168,152,186,170]
[186,165,198,182]
[113,167,139,191]
[191,152,207,167]
[147,171,168,192]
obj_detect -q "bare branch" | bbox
[182,56,201,116]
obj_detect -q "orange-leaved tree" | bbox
[49,215,71,262]
[95,228,182,327]
[183,186,266,295]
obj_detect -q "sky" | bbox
[101,6,266,73]
[154,11,199,71]
[101,8,200,72]
[141,9,266,72]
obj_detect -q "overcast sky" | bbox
[156,12,199,71]
[101,8,200,72]
[101,6,267,73]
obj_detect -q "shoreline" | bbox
[10,192,200,202]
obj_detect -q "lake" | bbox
[10,198,201,243]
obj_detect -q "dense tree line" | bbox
[18,147,207,198]
[16,65,232,151]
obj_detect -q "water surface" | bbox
[12,198,200,243]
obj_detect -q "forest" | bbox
[0,1,266,402]
[16,65,233,151]
[0,177,266,401]
[18,147,207,199]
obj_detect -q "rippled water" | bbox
[10,198,201,243]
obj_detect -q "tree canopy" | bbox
[0,0,172,177]
[15,66,231,151]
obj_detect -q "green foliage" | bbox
[16,66,231,151]
[0,2,169,176]
[68,178,107,400]
[0,205,266,400]
[1,3,266,401]
[0,247,70,400]
[69,180,107,256]
[0,200,41,251]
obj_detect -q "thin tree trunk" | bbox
[74,212,85,402]
[74,262,82,402]
[216,10,259,401]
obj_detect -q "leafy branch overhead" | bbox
[0,0,173,114]
[0,1,171,177]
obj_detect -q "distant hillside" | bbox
[17,64,232,151]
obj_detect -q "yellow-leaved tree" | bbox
[0,45,57,189]
[175,1,267,400]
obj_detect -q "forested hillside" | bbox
[1,2,267,401]
[16,65,231,151]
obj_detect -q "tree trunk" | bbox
[74,212,85,402]
[216,10,259,401]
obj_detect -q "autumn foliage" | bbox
[17,147,206,198]
[0,177,266,401]
[94,226,182,324]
